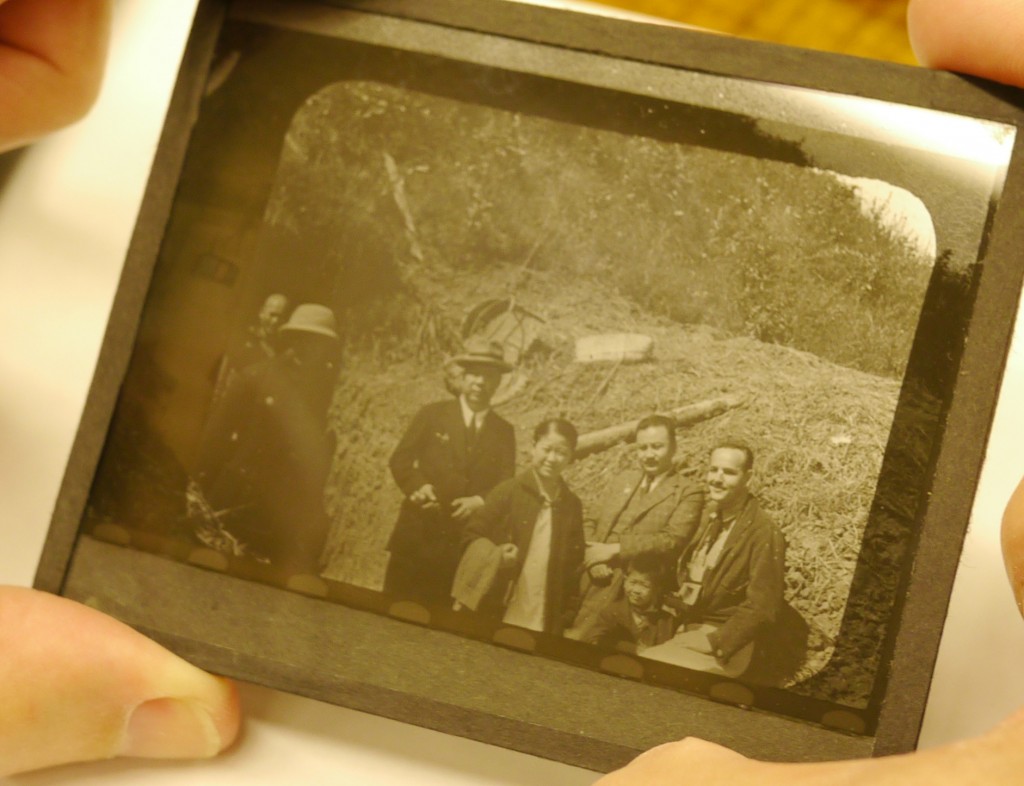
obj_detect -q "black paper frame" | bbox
[35,0,1024,771]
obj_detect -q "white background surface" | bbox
[2,1,1024,782]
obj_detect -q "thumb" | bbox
[0,586,240,776]
[907,0,1024,87]
[1002,477,1024,616]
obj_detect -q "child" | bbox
[584,552,677,654]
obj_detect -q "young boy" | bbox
[584,552,677,654]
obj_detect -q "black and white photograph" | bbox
[52,0,1021,761]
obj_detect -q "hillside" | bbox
[321,260,909,704]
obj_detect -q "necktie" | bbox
[703,508,723,550]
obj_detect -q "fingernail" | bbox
[120,697,223,759]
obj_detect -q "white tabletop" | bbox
[2,1,1023,783]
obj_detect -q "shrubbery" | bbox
[262,81,933,379]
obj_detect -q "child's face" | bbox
[623,571,657,610]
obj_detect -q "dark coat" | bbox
[569,468,702,639]
[194,354,336,573]
[462,471,585,635]
[677,494,786,660]
[385,399,515,601]
[586,468,703,558]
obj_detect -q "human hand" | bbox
[1002,476,1024,616]
[593,710,1024,786]
[589,563,614,584]
[0,0,112,152]
[907,0,1024,86]
[584,542,620,569]
[0,586,240,776]
[451,495,485,521]
[409,483,439,510]
[499,542,519,568]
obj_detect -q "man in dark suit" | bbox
[566,414,703,640]
[191,303,340,575]
[643,439,786,678]
[384,338,516,605]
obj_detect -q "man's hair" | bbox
[711,438,755,471]
[634,414,677,452]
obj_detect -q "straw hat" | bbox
[452,336,512,373]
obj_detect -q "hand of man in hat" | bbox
[0,0,111,152]
[410,483,440,510]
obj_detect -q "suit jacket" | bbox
[387,399,516,568]
[194,354,336,572]
[462,471,585,635]
[677,493,786,660]
[568,468,702,638]
[586,468,703,560]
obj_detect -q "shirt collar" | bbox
[641,467,671,493]
[458,395,489,428]
[715,490,750,522]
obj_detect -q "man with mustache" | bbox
[567,414,703,641]
[643,438,785,678]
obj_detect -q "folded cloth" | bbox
[451,537,504,611]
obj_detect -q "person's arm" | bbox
[462,478,514,554]
[618,480,704,561]
[707,526,786,660]
[498,418,517,482]
[388,405,433,499]
[0,0,112,152]
[560,494,588,627]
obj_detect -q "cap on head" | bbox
[452,336,512,373]
[279,303,339,340]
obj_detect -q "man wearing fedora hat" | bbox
[192,303,341,575]
[385,336,517,605]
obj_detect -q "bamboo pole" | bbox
[575,394,745,458]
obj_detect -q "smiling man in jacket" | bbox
[643,438,785,677]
